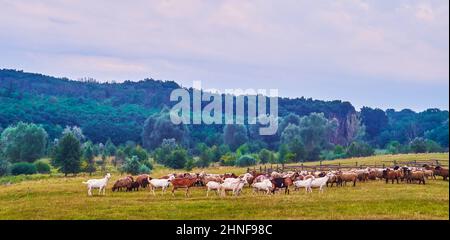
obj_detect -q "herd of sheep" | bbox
[82,164,449,197]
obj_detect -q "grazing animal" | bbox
[149,176,174,196]
[206,181,222,196]
[405,170,426,184]
[423,170,435,180]
[383,168,400,184]
[271,177,289,194]
[337,172,357,187]
[136,174,151,188]
[251,179,273,195]
[310,175,330,193]
[326,174,339,187]
[220,178,246,196]
[254,174,270,183]
[293,178,314,193]
[434,166,449,181]
[171,177,199,197]
[83,173,112,196]
[112,176,133,192]
[128,181,140,191]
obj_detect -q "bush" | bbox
[0,158,10,176]
[0,122,48,163]
[138,164,151,174]
[409,138,427,153]
[11,162,37,175]
[185,158,195,171]
[346,141,374,157]
[34,160,51,174]
[235,155,256,167]
[166,148,189,169]
[220,153,236,166]
[121,156,141,175]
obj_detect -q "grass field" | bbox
[0,153,448,220]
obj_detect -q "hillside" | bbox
[0,69,448,150]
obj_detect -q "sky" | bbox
[0,0,448,111]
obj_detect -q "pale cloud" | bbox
[0,0,448,110]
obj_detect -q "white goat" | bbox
[220,178,246,197]
[149,176,175,196]
[310,175,330,193]
[293,177,314,193]
[206,181,222,196]
[251,179,273,195]
[83,173,112,196]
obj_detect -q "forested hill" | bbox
[0,69,448,150]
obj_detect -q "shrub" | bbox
[409,138,427,153]
[220,153,236,166]
[11,162,37,175]
[185,158,195,171]
[0,158,10,176]
[34,160,51,174]
[235,155,256,167]
[121,156,141,175]
[0,122,48,163]
[346,141,374,157]
[138,164,151,174]
[166,148,189,169]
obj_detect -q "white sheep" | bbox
[82,173,112,196]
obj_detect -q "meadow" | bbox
[0,153,448,220]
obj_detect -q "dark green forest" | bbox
[0,69,448,175]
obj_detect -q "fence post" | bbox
[301,163,304,170]
[264,165,267,173]
[260,166,262,173]
[355,162,358,167]
[383,163,385,168]
[247,168,249,173]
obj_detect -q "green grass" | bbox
[0,153,448,220]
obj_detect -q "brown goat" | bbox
[383,169,400,184]
[112,176,133,192]
[405,170,426,184]
[136,174,151,188]
[434,166,449,181]
[337,172,357,187]
[171,177,198,197]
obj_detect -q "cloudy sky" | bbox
[0,0,448,111]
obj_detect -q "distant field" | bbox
[0,153,448,220]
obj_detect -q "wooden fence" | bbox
[247,159,449,174]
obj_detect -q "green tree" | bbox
[346,141,374,157]
[258,149,273,164]
[34,160,51,174]
[166,148,189,169]
[409,137,427,153]
[53,133,82,176]
[0,157,9,176]
[105,138,117,156]
[236,154,256,167]
[223,124,248,151]
[122,156,141,175]
[386,141,401,154]
[11,162,37,175]
[83,144,96,175]
[0,122,48,163]
[197,147,213,168]
[278,144,289,164]
[281,124,306,162]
